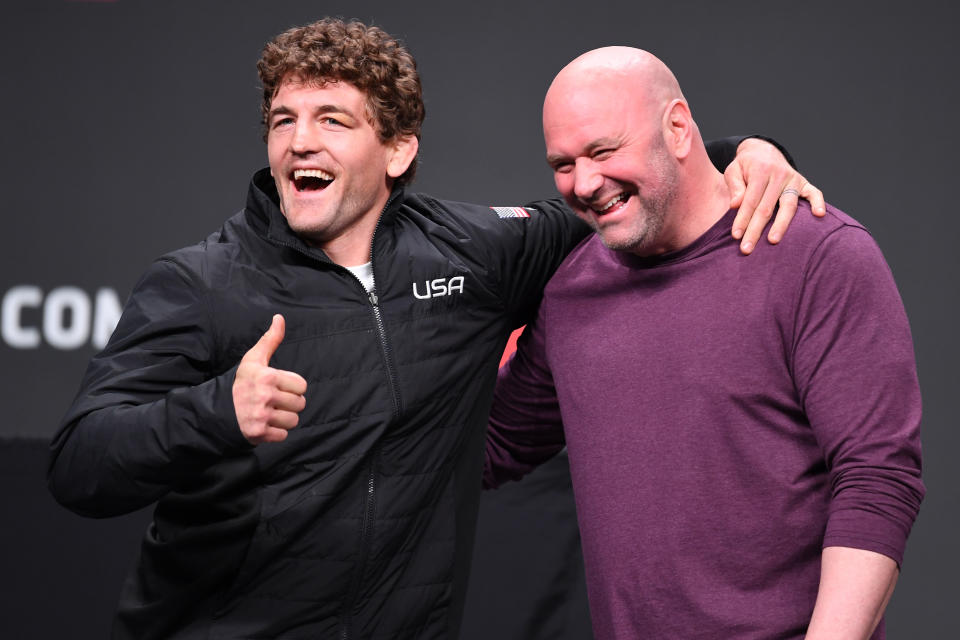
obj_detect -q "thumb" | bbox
[243,314,285,365]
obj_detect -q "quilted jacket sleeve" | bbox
[48,257,251,517]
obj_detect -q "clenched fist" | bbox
[232,314,308,444]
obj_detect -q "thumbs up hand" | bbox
[232,314,308,444]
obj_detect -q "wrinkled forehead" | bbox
[545,71,626,127]
[274,73,357,98]
[272,73,377,121]
[546,65,645,118]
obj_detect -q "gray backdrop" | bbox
[1,0,956,636]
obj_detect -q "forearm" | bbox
[484,317,565,489]
[484,371,565,489]
[48,369,247,517]
[484,411,565,489]
[805,546,899,640]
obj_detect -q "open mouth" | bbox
[292,168,334,192]
[594,193,629,216]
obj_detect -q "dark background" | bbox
[1,0,956,637]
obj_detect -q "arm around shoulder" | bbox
[489,196,590,327]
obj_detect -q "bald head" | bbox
[545,47,683,124]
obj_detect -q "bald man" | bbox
[485,48,924,639]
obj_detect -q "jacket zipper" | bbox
[364,191,403,417]
[365,288,402,417]
[339,450,379,640]
[262,193,402,639]
[339,196,403,640]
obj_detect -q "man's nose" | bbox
[291,120,318,155]
[572,159,602,201]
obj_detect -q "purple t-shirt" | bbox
[486,203,924,639]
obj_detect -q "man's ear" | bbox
[387,135,420,179]
[662,99,693,160]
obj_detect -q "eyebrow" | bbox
[546,137,619,166]
[268,103,357,120]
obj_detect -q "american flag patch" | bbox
[490,206,532,219]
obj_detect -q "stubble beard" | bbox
[596,142,679,256]
[279,182,378,249]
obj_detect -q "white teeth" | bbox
[293,168,334,181]
[597,194,625,212]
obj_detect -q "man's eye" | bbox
[594,149,614,160]
[324,117,344,127]
[553,163,573,174]
[272,117,294,128]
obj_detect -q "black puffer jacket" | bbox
[47,169,588,639]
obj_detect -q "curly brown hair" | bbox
[258,18,425,184]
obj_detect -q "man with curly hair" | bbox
[48,19,821,639]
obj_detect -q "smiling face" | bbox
[543,64,681,256]
[266,77,417,265]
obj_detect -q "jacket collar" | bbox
[245,167,405,262]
